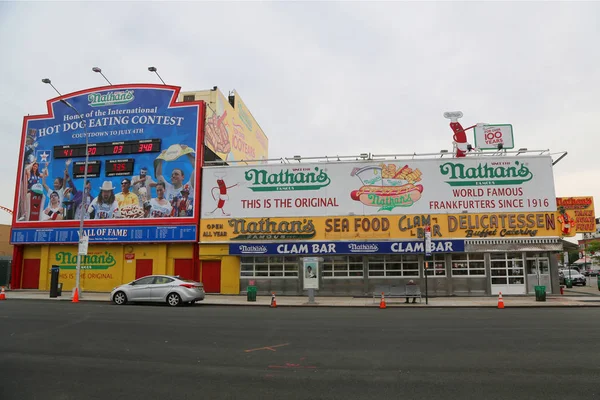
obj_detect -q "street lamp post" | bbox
[92,67,113,85]
[42,78,89,299]
[148,66,166,85]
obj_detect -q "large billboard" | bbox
[556,196,596,233]
[204,90,268,162]
[201,156,556,219]
[200,211,568,243]
[11,84,205,244]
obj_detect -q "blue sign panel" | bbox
[229,240,465,255]
[11,225,197,244]
[12,84,203,244]
[15,84,201,225]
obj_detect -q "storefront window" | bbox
[367,254,419,278]
[425,254,446,277]
[451,253,485,277]
[490,252,524,285]
[240,256,299,278]
[322,256,364,278]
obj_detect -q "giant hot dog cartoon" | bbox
[350,164,424,211]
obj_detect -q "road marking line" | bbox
[244,343,290,353]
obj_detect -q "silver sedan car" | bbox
[111,275,205,306]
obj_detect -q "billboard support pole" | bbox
[42,78,89,299]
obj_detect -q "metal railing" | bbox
[202,149,568,166]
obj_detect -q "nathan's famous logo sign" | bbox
[200,212,569,242]
[556,196,596,233]
[88,90,134,107]
[440,160,533,186]
[54,251,117,270]
[350,164,424,211]
[227,218,316,240]
[244,167,331,192]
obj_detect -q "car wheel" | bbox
[166,293,182,307]
[113,291,127,305]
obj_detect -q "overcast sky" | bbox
[0,1,598,231]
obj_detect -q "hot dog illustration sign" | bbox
[200,156,557,219]
[350,164,424,211]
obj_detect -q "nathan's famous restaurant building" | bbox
[9,83,268,294]
[8,83,593,298]
[198,155,594,297]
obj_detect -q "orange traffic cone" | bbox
[270,292,277,308]
[72,287,79,303]
[0,287,6,301]
[379,292,387,309]
[497,292,504,309]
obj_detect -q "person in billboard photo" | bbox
[154,144,195,203]
[174,184,193,217]
[41,161,67,210]
[64,179,93,221]
[87,181,121,219]
[132,166,155,206]
[41,191,64,221]
[116,178,140,209]
[305,265,317,279]
[18,161,44,221]
[148,182,173,218]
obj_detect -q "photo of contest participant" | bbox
[18,129,40,221]
[20,161,44,221]
[41,161,67,210]
[153,143,195,210]
[87,181,121,219]
[148,182,173,218]
[41,191,64,221]
[132,166,155,207]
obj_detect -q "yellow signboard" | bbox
[200,211,573,242]
[49,245,123,292]
[556,197,595,233]
[204,90,268,162]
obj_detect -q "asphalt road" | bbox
[1,301,599,400]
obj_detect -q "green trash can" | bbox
[247,286,257,302]
[597,278,600,291]
[534,285,546,302]
[565,278,573,288]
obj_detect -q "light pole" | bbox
[42,78,89,300]
[148,66,166,85]
[92,67,113,85]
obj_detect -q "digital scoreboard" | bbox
[105,159,135,177]
[53,139,161,159]
[72,160,102,178]
[14,84,204,235]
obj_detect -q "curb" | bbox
[4,298,599,308]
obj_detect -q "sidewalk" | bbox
[3,289,600,307]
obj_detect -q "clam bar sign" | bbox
[229,240,465,255]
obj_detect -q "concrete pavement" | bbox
[3,287,599,307]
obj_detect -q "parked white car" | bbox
[110,275,205,306]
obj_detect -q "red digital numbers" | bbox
[88,147,97,155]
[112,163,127,172]
[137,143,154,153]
[78,165,94,173]
[113,145,124,154]
[63,149,73,157]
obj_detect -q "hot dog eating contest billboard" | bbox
[200,156,568,242]
[11,84,205,244]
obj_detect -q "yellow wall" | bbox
[0,225,13,257]
[24,243,195,292]
[199,244,240,294]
